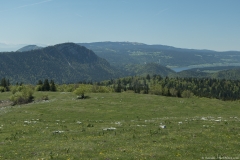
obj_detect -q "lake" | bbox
[171,67,192,72]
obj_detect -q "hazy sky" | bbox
[1,0,240,51]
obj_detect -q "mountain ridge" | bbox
[0,43,118,84]
[79,42,240,67]
[17,45,43,52]
[1,42,240,84]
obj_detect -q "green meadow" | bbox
[0,92,240,159]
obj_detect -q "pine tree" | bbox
[1,78,7,87]
[115,80,122,92]
[1,78,10,91]
[50,80,57,91]
[146,74,151,81]
[38,80,43,85]
[43,79,50,91]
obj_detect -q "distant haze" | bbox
[0,43,26,52]
[0,43,46,52]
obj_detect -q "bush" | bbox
[74,85,88,99]
[35,85,42,91]
[9,85,34,105]
[0,86,5,92]
[169,88,177,97]
[10,85,28,94]
[91,85,113,93]
[57,84,78,92]
[149,84,162,95]
[74,84,94,99]
[181,90,194,98]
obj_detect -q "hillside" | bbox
[212,68,240,80]
[171,70,211,78]
[17,45,43,52]
[0,43,118,84]
[2,42,240,84]
[79,42,240,68]
[170,66,240,80]
[124,63,175,77]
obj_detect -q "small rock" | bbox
[53,130,64,133]
[160,125,166,129]
[103,127,116,131]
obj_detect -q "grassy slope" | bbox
[0,92,240,159]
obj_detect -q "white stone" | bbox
[53,130,64,133]
[160,125,166,129]
[103,127,116,131]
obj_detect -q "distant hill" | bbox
[169,66,240,80]
[79,42,240,68]
[2,42,240,84]
[212,68,240,80]
[17,45,43,52]
[124,63,175,77]
[171,70,211,78]
[0,43,118,84]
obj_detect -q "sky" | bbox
[0,0,240,51]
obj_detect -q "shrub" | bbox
[74,84,90,99]
[57,84,78,92]
[181,90,194,98]
[0,86,5,92]
[10,86,16,94]
[9,85,34,105]
[35,85,42,91]
[170,88,179,97]
[91,85,113,93]
[10,85,33,94]
[149,84,162,95]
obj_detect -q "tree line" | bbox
[99,74,240,101]
[0,78,10,92]
[36,79,56,91]
[2,75,240,101]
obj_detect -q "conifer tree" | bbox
[43,79,50,91]
[146,74,151,81]
[50,80,57,91]
[115,80,122,92]
[38,80,43,85]
[1,78,10,91]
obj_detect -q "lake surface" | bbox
[171,67,192,72]
[171,64,240,72]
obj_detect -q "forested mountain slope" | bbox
[124,63,175,77]
[170,66,240,80]
[79,42,240,68]
[2,42,240,84]
[17,45,43,52]
[0,43,118,84]
[212,68,240,80]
